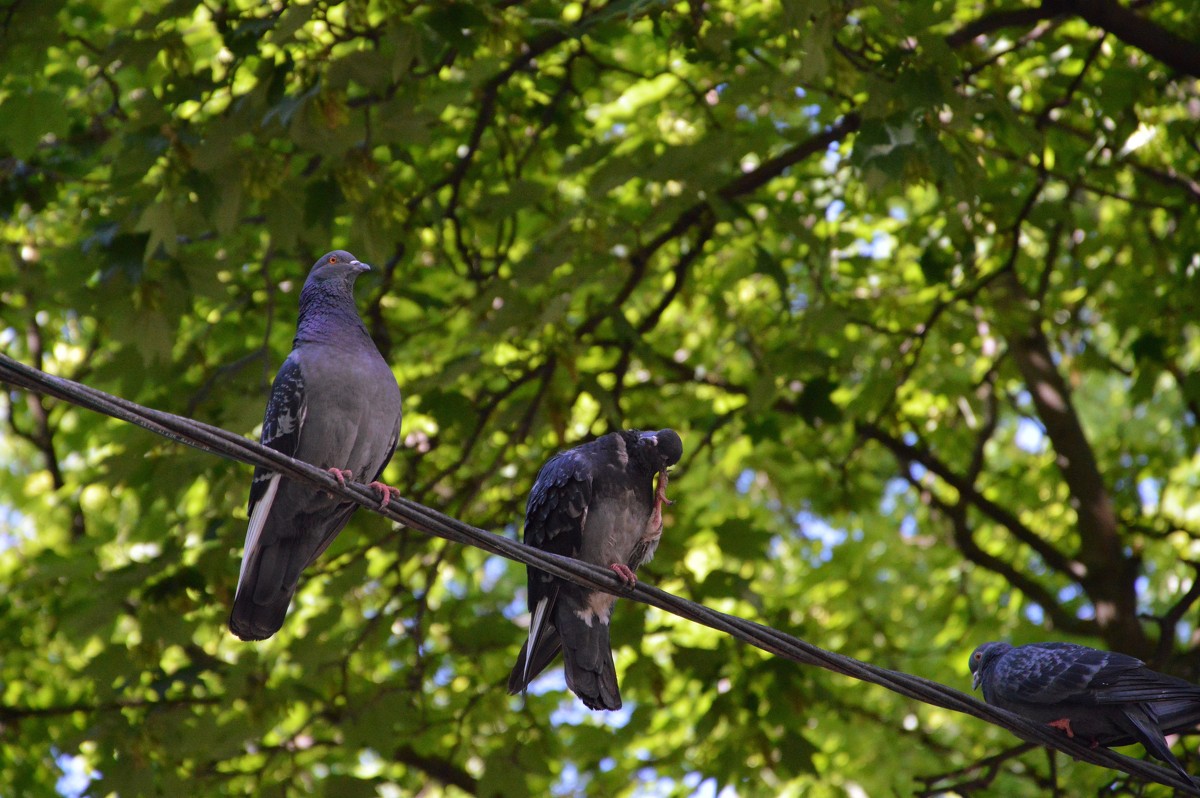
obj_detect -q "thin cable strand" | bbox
[1,352,1195,794]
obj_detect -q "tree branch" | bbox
[990,270,1144,653]
[859,422,1079,579]
[915,742,1039,797]
[948,0,1200,78]
[579,113,860,338]
[395,743,478,794]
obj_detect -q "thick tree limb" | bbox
[579,113,861,338]
[990,270,1145,654]
[948,0,1200,78]
[395,744,478,794]
[859,422,1079,580]
[889,455,1092,635]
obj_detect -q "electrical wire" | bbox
[1,352,1195,795]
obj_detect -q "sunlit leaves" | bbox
[3,0,1200,795]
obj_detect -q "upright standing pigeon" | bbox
[970,641,1200,783]
[229,250,403,641]
[507,428,683,710]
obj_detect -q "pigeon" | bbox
[229,250,403,641]
[507,428,684,710]
[970,641,1200,783]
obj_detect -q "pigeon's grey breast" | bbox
[290,338,401,506]
[578,487,651,566]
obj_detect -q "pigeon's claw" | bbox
[654,469,673,507]
[368,481,401,509]
[1048,717,1075,739]
[609,563,638,586]
[647,470,674,535]
[320,468,356,497]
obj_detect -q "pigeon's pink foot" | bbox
[610,563,638,586]
[320,468,356,496]
[1048,717,1075,739]
[649,469,674,531]
[368,481,401,509]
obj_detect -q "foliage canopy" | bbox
[2,0,1199,795]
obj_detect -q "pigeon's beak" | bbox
[350,260,371,273]
[971,671,982,691]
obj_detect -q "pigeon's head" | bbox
[306,250,370,290]
[969,641,1012,690]
[636,429,683,470]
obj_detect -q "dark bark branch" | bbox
[915,742,1038,797]
[1070,0,1200,77]
[948,0,1200,78]
[990,271,1144,653]
[716,113,861,200]
[578,114,860,338]
[907,468,1092,635]
[1153,562,1200,667]
[0,695,221,722]
[394,744,478,795]
[859,422,1078,578]
[947,7,1054,48]
[635,220,716,336]
[14,316,87,539]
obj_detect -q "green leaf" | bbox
[1,89,70,159]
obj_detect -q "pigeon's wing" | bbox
[507,450,594,694]
[991,643,1121,706]
[257,356,306,465]
[1091,664,1200,705]
[239,355,307,588]
[524,450,594,577]
[1120,703,1197,784]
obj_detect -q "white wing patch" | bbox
[235,473,281,599]
[264,403,307,447]
[523,596,551,685]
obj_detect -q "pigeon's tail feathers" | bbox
[556,596,621,711]
[508,595,563,695]
[522,597,552,686]
[1156,699,1200,737]
[507,642,531,695]
[1123,705,1196,785]
[230,478,356,642]
[228,547,294,640]
[237,474,280,592]
[507,635,561,696]
[228,585,293,641]
[229,474,294,640]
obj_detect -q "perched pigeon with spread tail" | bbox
[507,429,683,710]
[229,250,403,641]
[970,641,1200,783]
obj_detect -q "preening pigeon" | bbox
[970,641,1200,783]
[229,250,403,641]
[507,428,683,710]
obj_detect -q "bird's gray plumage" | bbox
[970,641,1200,783]
[229,250,402,641]
[507,428,683,710]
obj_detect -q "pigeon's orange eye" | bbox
[329,255,338,263]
